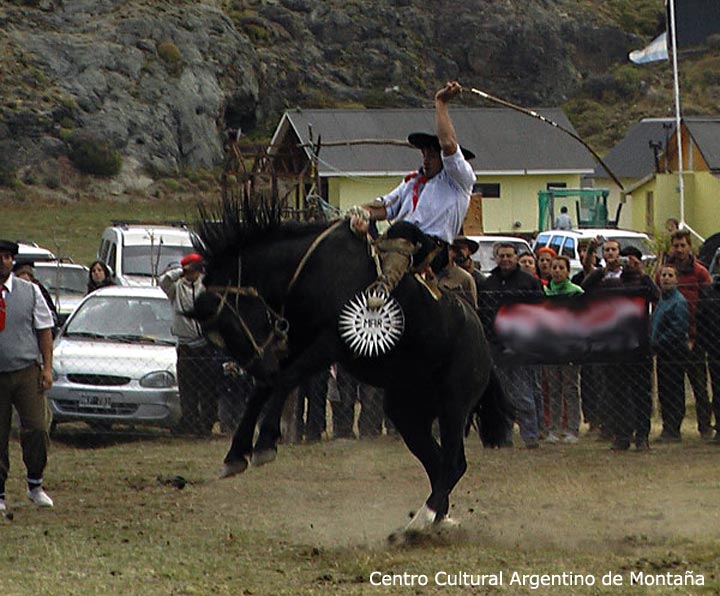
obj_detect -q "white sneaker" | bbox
[563,433,579,444]
[0,498,5,512]
[545,432,560,444]
[27,487,54,508]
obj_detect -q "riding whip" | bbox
[468,87,625,192]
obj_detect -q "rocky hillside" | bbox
[3,0,711,198]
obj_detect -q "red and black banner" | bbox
[488,290,650,365]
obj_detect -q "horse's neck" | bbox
[248,225,340,307]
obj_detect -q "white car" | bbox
[33,261,89,325]
[16,241,56,262]
[97,222,199,286]
[532,228,655,277]
[49,286,180,431]
[466,235,534,276]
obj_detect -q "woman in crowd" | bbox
[651,264,689,442]
[86,260,114,294]
[517,250,546,436]
[543,255,583,444]
[535,246,557,286]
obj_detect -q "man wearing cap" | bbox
[360,81,476,299]
[437,241,478,309]
[0,239,55,510]
[160,253,219,436]
[452,236,485,295]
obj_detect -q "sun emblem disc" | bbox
[338,290,405,357]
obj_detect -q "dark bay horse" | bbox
[192,196,511,532]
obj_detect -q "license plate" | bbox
[78,394,113,409]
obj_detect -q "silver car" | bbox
[49,286,180,431]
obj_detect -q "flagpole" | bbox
[668,0,702,241]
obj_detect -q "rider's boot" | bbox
[367,237,416,309]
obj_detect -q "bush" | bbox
[0,160,18,187]
[69,137,122,177]
[157,40,181,64]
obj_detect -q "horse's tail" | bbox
[467,367,515,447]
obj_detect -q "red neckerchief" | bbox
[405,171,428,212]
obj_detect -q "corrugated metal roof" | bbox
[594,118,675,180]
[274,108,596,177]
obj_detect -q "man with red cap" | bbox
[160,253,219,436]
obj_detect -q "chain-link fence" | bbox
[45,282,720,450]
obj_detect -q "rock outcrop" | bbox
[0,0,642,183]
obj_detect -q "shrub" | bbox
[157,40,181,64]
[69,136,122,177]
[0,162,18,187]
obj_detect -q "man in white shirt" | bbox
[0,239,55,510]
[360,81,476,298]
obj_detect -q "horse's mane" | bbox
[195,194,332,264]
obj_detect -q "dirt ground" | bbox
[2,426,719,595]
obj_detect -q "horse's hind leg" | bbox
[386,398,444,532]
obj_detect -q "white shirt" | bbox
[377,146,475,244]
[2,273,55,329]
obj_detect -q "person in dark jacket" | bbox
[696,274,720,442]
[479,242,543,448]
[659,230,713,438]
[651,264,689,441]
[86,260,115,295]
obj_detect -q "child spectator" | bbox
[651,264,689,442]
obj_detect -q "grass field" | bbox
[1,421,719,596]
[0,194,210,266]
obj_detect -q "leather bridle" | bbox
[202,220,343,368]
[204,286,289,368]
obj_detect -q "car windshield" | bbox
[34,265,87,295]
[122,245,193,277]
[474,240,529,272]
[65,295,175,343]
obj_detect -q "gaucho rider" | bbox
[354,81,476,303]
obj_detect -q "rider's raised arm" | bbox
[435,81,461,157]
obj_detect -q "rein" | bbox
[205,219,344,364]
[204,286,289,367]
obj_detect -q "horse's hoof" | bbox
[405,503,437,532]
[251,447,277,467]
[219,458,248,478]
[434,515,460,530]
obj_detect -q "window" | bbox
[473,183,500,198]
[549,235,563,255]
[561,237,576,258]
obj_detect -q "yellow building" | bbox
[594,116,720,240]
[269,107,596,235]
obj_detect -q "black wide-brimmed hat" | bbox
[451,236,479,254]
[619,245,643,260]
[0,239,19,255]
[407,132,475,161]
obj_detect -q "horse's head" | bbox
[192,287,289,379]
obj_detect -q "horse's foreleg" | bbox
[221,384,272,478]
[251,390,288,466]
